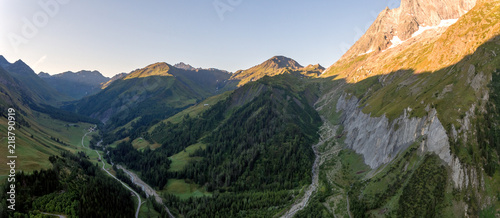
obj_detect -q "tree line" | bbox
[0,151,135,217]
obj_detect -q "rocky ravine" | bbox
[280,120,339,218]
[116,165,175,218]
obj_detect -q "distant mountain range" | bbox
[62,56,324,146]
[64,62,235,132]
[0,56,71,105]
[39,70,110,99]
[1,0,499,216]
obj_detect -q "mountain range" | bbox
[39,70,110,99]
[0,0,499,217]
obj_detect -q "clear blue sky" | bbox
[0,0,400,77]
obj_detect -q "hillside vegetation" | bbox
[108,73,323,217]
[67,62,234,139]
[0,151,135,217]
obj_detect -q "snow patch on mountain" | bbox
[389,36,405,49]
[412,19,459,38]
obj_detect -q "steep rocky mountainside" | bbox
[322,0,498,127]
[310,0,500,216]
[338,0,477,60]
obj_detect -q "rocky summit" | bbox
[341,0,477,59]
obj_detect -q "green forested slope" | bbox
[0,152,135,217]
[67,63,234,137]
[108,74,323,217]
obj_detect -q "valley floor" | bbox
[281,120,338,217]
[80,126,174,218]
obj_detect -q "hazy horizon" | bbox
[1,0,400,77]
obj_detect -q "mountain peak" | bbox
[13,59,27,65]
[7,59,36,76]
[230,56,316,86]
[125,62,174,79]
[399,0,476,26]
[38,72,51,78]
[174,62,196,71]
[73,70,106,78]
[304,64,325,71]
[0,55,10,68]
[339,0,477,59]
[263,56,303,69]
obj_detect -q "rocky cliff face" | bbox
[336,93,451,168]
[340,0,477,59]
[335,93,481,189]
[314,1,497,215]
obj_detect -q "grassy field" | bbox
[139,198,161,218]
[0,112,96,176]
[162,179,211,200]
[168,142,206,172]
[338,149,371,178]
[31,112,94,147]
[132,137,161,151]
[159,142,212,200]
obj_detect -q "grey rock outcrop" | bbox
[336,94,477,189]
[450,156,481,189]
[336,94,452,168]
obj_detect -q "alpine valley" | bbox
[1,0,500,217]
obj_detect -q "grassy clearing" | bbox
[168,142,206,172]
[338,149,371,179]
[139,198,161,218]
[132,137,161,151]
[107,137,129,149]
[162,179,211,200]
[322,148,371,189]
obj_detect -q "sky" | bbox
[0,0,400,77]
